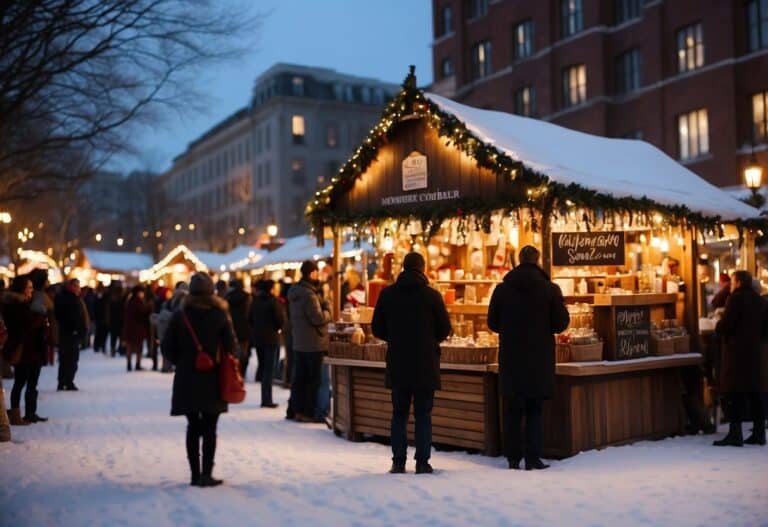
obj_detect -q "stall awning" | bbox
[195,245,266,272]
[243,236,371,271]
[81,249,154,274]
[426,93,758,221]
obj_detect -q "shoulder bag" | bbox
[181,311,216,372]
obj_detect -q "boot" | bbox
[8,408,30,426]
[127,360,132,372]
[525,458,550,471]
[507,457,521,470]
[188,454,201,486]
[745,420,766,445]
[713,422,743,447]
[389,461,406,474]
[24,414,48,423]
[415,462,434,474]
[200,462,223,487]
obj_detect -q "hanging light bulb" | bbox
[660,239,670,253]
[508,224,520,248]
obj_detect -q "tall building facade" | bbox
[431,0,768,188]
[161,64,398,250]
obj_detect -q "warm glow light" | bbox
[174,224,182,231]
[744,155,763,190]
[238,227,246,235]
[155,230,162,238]
[117,237,124,247]
[508,225,520,248]
[0,212,11,224]
[651,237,661,248]
[188,223,195,231]
[95,233,102,242]
[267,223,278,238]
[660,239,670,253]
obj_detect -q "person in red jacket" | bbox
[123,286,152,371]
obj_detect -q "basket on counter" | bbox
[328,341,364,360]
[440,345,498,364]
[556,342,603,363]
[651,336,676,356]
[362,342,387,362]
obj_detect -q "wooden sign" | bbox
[402,151,428,191]
[613,306,651,360]
[552,231,625,267]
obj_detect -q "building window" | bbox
[292,76,304,96]
[562,64,587,108]
[561,0,583,38]
[677,109,709,160]
[265,124,271,150]
[753,91,768,142]
[614,0,640,24]
[513,20,534,60]
[441,57,454,78]
[676,23,704,73]
[326,124,338,148]
[291,115,305,144]
[344,85,355,102]
[514,85,535,117]
[439,5,453,36]
[264,163,271,186]
[748,0,768,51]
[615,48,641,94]
[470,40,492,80]
[466,0,488,20]
[291,159,306,186]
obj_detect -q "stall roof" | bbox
[425,93,758,221]
[81,249,154,273]
[195,245,266,271]
[243,236,371,271]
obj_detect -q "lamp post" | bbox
[744,149,764,209]
[264,220,280,251]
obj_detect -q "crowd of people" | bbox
[1,250,766,484]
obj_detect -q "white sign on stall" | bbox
[402,151,428,191]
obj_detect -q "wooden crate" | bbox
[362,343,386,362]
[556,342,603,363]
[440,346,498,364]
[651,337,675,356]
[673,335,690,354]
[328,341,364,360]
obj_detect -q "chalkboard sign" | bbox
[614,306,651,360]
[552,231,626,267]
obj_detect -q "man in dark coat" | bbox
[287,261,331,422]
[225,279,251,376]
[108,283,125,356]
[249,279,285,408]
[123,286,152,371]
[487,245,570,470]
[93,283,110,353]
[54,279,87,391]
[713,270,767,447]
[162,273,236,487]
[372,252,451,475]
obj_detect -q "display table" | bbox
[327,358,500,455]
[490,354,703,458]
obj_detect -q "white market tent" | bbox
[426,93,759,221]
[80,249,154,274]
[243,235,372,272]
[196,245,266,272]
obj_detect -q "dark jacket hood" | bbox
[503,263,550,290]
[395,269,429,290]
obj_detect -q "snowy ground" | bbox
[1,351,767,527]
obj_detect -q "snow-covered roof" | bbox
[81,249,154,273]
[195,245,265,271]
[426,93,759,221]
[243,236,371,271]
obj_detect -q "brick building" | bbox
[430,0,768,188]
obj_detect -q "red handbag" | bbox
[181,311,215,372]
[219,352,246,404]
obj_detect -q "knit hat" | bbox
[300,260,318,278]
[189,273,215,296]
[403,252,425,273]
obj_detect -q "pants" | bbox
[58,334,80,387]
[391,388,434,463]
[109,329,122,356]
[256,344,278,406]
[11,363,42,416]
[291,352,323,417]
[94,323,109,352]
[724,392,766,426]
[503,394,544,462]
[237,340,250,379]
[185,412,220,477]
[315,362,331,419]
[126,342,142,368]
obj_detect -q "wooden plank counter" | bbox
[491,354,703,458]
[327,358,500,455]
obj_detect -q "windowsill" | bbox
[612,16,642,28]
[679,153,713,165]
[675,65,704,77]
[466,15,488,25]
[432,32,455,46]
[561,100,589,111]
[560,29,584,41]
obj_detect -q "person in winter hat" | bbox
[487,245,570,470]
[372,252,451,474]
[162,272,236,487]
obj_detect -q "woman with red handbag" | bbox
[162,273,238,487]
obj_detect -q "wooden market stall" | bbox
[307,68,762,458]
[73,248,154,287]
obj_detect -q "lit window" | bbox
[561,0,583,38]
[292,115,305,144]
[514,85,535,117]
[326,124,338,148]
[439,5,453,36]
[292,76,304,96]
[441,58,454,78]
[513,20,534,60]
[747,0,768,51]
[676,23,704,73]
[615,49,641,94]
[753,91,768,142]
[466,0,488,19]
[470,40,492,80]
[562,64,587,108]
[614,0,640,24]
[678,109,709,160]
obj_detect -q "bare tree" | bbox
[0,0,261,202]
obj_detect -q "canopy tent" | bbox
[80,249,154,274]
[243,235,372,272]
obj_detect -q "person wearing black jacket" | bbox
[93,283,110,353]
[108,283,125,357]
[372,252,451,475]
[225,279,251,378]
[487,246,570,471]
[162,273,236,487]
[54,279,87,391]
[249,279,285,408]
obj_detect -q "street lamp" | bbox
[95,233,102,242]
[174,223,182,231]
[188,223,195,231]
[267,222,278,238]
[117,236,124,247]
[0,212,11,224]
[744,149,764,209]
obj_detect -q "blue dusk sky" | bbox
[119,0,433,174]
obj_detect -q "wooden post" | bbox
[683,227,700,353]
[742,229,757,275]
[332,231,341,320]
[541,210,552,277]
